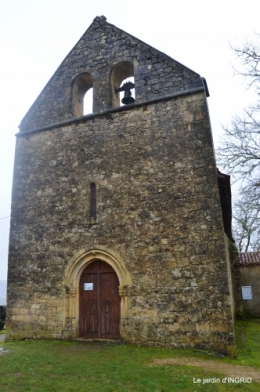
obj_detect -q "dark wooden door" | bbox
[79,260,121,338]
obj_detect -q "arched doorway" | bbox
[79,259,121,338]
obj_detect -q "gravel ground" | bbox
[153,357,260,382]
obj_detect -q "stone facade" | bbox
[7,16,235,355]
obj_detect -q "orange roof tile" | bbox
[237,252,260,266]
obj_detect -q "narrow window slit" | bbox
[90,183,96,223]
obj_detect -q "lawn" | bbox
[0,320,260,391]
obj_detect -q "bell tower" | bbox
[7,16,236,356]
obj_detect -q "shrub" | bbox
[0,305,6,330]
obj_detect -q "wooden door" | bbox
[79,260,121,338]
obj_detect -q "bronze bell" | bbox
[122,89,135,105]
[116,81,135,105]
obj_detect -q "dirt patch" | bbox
[153,357,260,382]
[0,347,11,355]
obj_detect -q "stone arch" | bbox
[110,61,134,107]
[72,72,93,116]
[63,246,132,337]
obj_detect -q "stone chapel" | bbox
[6,16,236,355]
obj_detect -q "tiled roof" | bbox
[237,252,260,266]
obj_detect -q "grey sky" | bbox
[0,0,259,280]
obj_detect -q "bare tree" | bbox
[217,33,260,251]
[231,34,260,91]
[232,198,260,252]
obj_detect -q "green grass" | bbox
[230,318,260,367]
[0,329,6,334]
[0,320,260,391]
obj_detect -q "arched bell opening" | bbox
[79,259,121,338]
[110,61,135,108]
[72,72,93,116]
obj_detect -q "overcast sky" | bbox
[0,0,259,281]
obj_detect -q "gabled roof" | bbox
[19,16,206,133]
[237,252,260,266]
[63,16,201,80]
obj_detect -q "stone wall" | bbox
[7,91,235,355]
